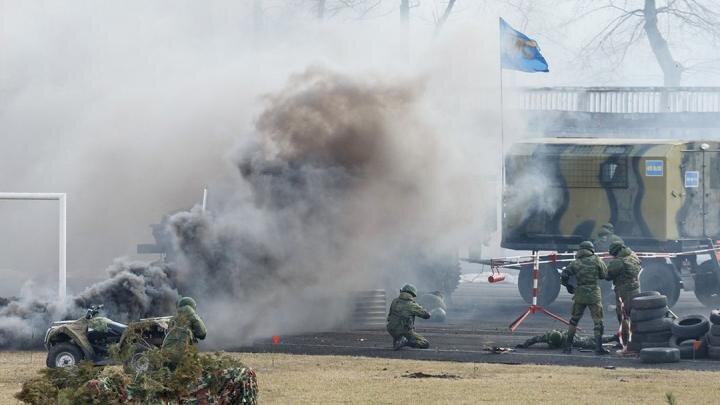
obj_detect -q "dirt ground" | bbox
[2,351,720,404]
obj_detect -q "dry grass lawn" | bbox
[2,351,720,404]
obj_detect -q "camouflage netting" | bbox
[15,347,258,404]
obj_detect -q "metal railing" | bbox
[521,87,720,113]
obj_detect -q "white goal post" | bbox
[0,192,66,300]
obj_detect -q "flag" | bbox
[499,18,549,73]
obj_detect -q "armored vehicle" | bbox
[503,138,720,308]
[44,305,170,368]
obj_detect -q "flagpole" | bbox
[498,19,506,240]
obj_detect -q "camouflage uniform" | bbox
[561,242,608,354]
[162,297,207,366]
[387,286,431,349]
[518,330,616,349]
[595,223,625,253]
[605,242,641,345]
[416,291,447,322]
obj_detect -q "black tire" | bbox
[708,345,720,360]
[631,330,672,344]
[710,309,720,325]
[671,314,710,339]
[635,291,661,298]
[669,335,708,359]
[630,306,669,323]
[706,332,720,346]
[46,343,84,368]
[710,324,720,336]
[632,295,668,310]
[639,347,681,363]
[632,317,672,334]
[518,263,561,306]
[640,260,680,307]
[692,260,720,308]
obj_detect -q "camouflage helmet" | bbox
[579,241,595,252]
[609,241,625,256]
[430,308,447,322]
[178,296,197,310]
[548,330,563,346]
[598,223,615,236]
[400,284,418,297]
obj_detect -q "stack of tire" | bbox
[705,309,720,360]
[669,314,709,359]
[628,292,672,353]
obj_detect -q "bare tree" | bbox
[435,0,458,32]
[572,0,720,85]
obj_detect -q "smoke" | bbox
[0,66,493,347]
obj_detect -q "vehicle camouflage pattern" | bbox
[44,305,171,369]
[503,138,720,308]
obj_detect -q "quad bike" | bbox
[44,305,171,369]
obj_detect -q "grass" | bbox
[2,351,720,404]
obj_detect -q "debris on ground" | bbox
[483,346,514,354]
[402,372,461,379]
[15,346,258,404]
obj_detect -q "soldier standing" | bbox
[595,222,625,252]
[605,241,641,346]
[516,329,618,349]
[386,284,431,350]
[561,241,609,355]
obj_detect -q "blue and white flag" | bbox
[499,18,549,73]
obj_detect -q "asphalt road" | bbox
[236,281,720,370]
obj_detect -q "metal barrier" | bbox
[520,87,720,113]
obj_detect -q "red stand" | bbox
[509,251,573,332]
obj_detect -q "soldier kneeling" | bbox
[386,284,431,350]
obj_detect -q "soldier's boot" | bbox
[562,333,574,354]
[393,336,408,351]
[595,335,610,355]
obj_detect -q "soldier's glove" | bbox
[420,312,431,320]
[565,284,575,295]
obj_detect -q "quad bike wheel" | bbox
[47,343,84,368]
[693,260,720,308]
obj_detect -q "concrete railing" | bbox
[520,87,720,113]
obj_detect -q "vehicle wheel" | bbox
[518,262,560,306]
[710,309,720,325]
[640,261,680,307]
[632,317,672,334]
[630,306,669,323]
[693,260,720,308]
[47,343,84,368]
[639,347,680,363]
[671,314,710,339]
[669,335,708,359]
[632,295,668,310]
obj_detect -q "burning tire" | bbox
[47,343,84,368]
[517,262,560,306]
